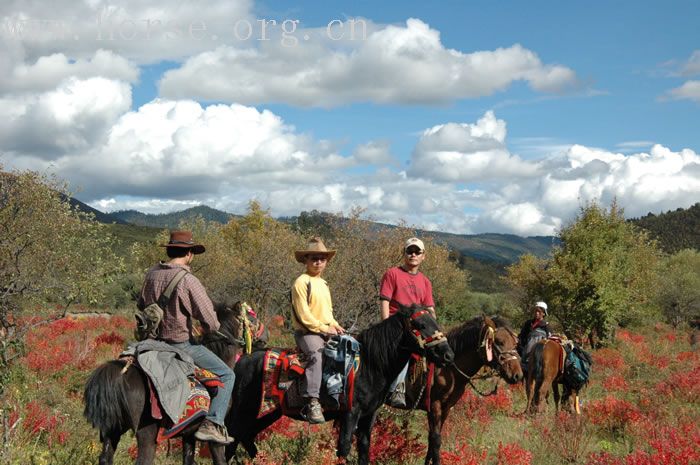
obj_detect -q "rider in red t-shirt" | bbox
[379,237,436,407]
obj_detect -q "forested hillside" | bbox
[630,202,700,252]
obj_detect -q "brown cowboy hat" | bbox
[294,236,336,263]
[159,230,205,254]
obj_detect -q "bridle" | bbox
[407,308,448,351]
[490,327,520,371]
[452,321,520,396]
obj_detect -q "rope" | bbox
[451,364,500,397]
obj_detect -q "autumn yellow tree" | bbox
[0,168,123,391]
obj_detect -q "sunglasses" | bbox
[405,249,423,256]
[308,255,328,262]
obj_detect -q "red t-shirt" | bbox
[379,266,435,315]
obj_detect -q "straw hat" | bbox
[294,236,336,263]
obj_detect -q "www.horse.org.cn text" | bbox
[1,15,369,45]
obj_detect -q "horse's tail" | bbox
[83,360,132,436]
[531,341,546,384]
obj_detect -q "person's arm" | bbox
[380,300,391,320]
[379,269,394,320]
[291,277,328,334]
[187,276,220,333]
[424,277,436,318]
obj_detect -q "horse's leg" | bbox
[552,380,561,411]
[532,374,547,414]
[208,443,227,465]
[134,423,159,465]
[425,401,448,465]
[337,410,361,459]
[525,372,535,414]
[355,411,379,465]
[182,435,197,465]
[98,431,121,465]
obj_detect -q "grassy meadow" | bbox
[1,310,698,465]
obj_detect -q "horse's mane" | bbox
[490,315,513,330]
[203,302,243,358]
[356,313,405,377]
[447,316,486,355]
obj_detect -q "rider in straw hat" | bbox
[291,236,345,424]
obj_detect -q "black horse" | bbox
[226,304,455,465]
[83,304,243,465]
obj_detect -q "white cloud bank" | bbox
[159,18,580,106]
[3,82,696,236]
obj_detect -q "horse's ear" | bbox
[396,304,412,318]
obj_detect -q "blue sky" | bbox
[1,1,698,235]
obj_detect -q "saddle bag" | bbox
[135,269,188,341]
[563,343,592,390]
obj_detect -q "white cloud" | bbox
[666,80,700,103]
[159,18,580,106]
[408,111,539,182]
[352,140,394,165]
[1,1,254,64]
[680,50,700,77]
[0,50,138,93]
[0,76,131,157]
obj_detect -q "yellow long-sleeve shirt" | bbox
[291,273,339,334]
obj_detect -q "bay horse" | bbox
[525,339,578,414]
[397,315,523,465]
[83,304,243,465]
[224,304,455,465]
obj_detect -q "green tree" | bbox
[656,249,700,327]
[506,201,661,346]
[0,168,123,390]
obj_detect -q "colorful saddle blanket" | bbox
[144,366,223,441]
[258,348,361,419]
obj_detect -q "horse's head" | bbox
[396,304,454,367]
[212,301,245,342]
[487,316,523,384]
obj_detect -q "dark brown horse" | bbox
[525,339,579,414]
[397,316,523,465]
[83,304,243,465]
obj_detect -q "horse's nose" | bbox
[444,350,454,364]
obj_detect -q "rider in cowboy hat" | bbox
[291,236,345,423]
[138,230,234,444]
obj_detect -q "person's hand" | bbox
[326,326,339,336]
[334,324,346,335]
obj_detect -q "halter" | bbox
[409,309,448,349]
[452,321,520,396]
[490,327,520,368]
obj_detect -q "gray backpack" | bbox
[134,269,188,341]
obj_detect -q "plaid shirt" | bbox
[137,262,220,343]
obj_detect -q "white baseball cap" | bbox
[535,301,548,315]
[404,237,425,252]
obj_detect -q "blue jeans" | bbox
[389,361,409,392]
[171,341,235,427]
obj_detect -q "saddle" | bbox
[257,335,361,419]
[544,336,567,374]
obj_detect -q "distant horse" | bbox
[83,304,243,465]
[225,304,455,465]
[525,339,578,414]
[397,315,523,465]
